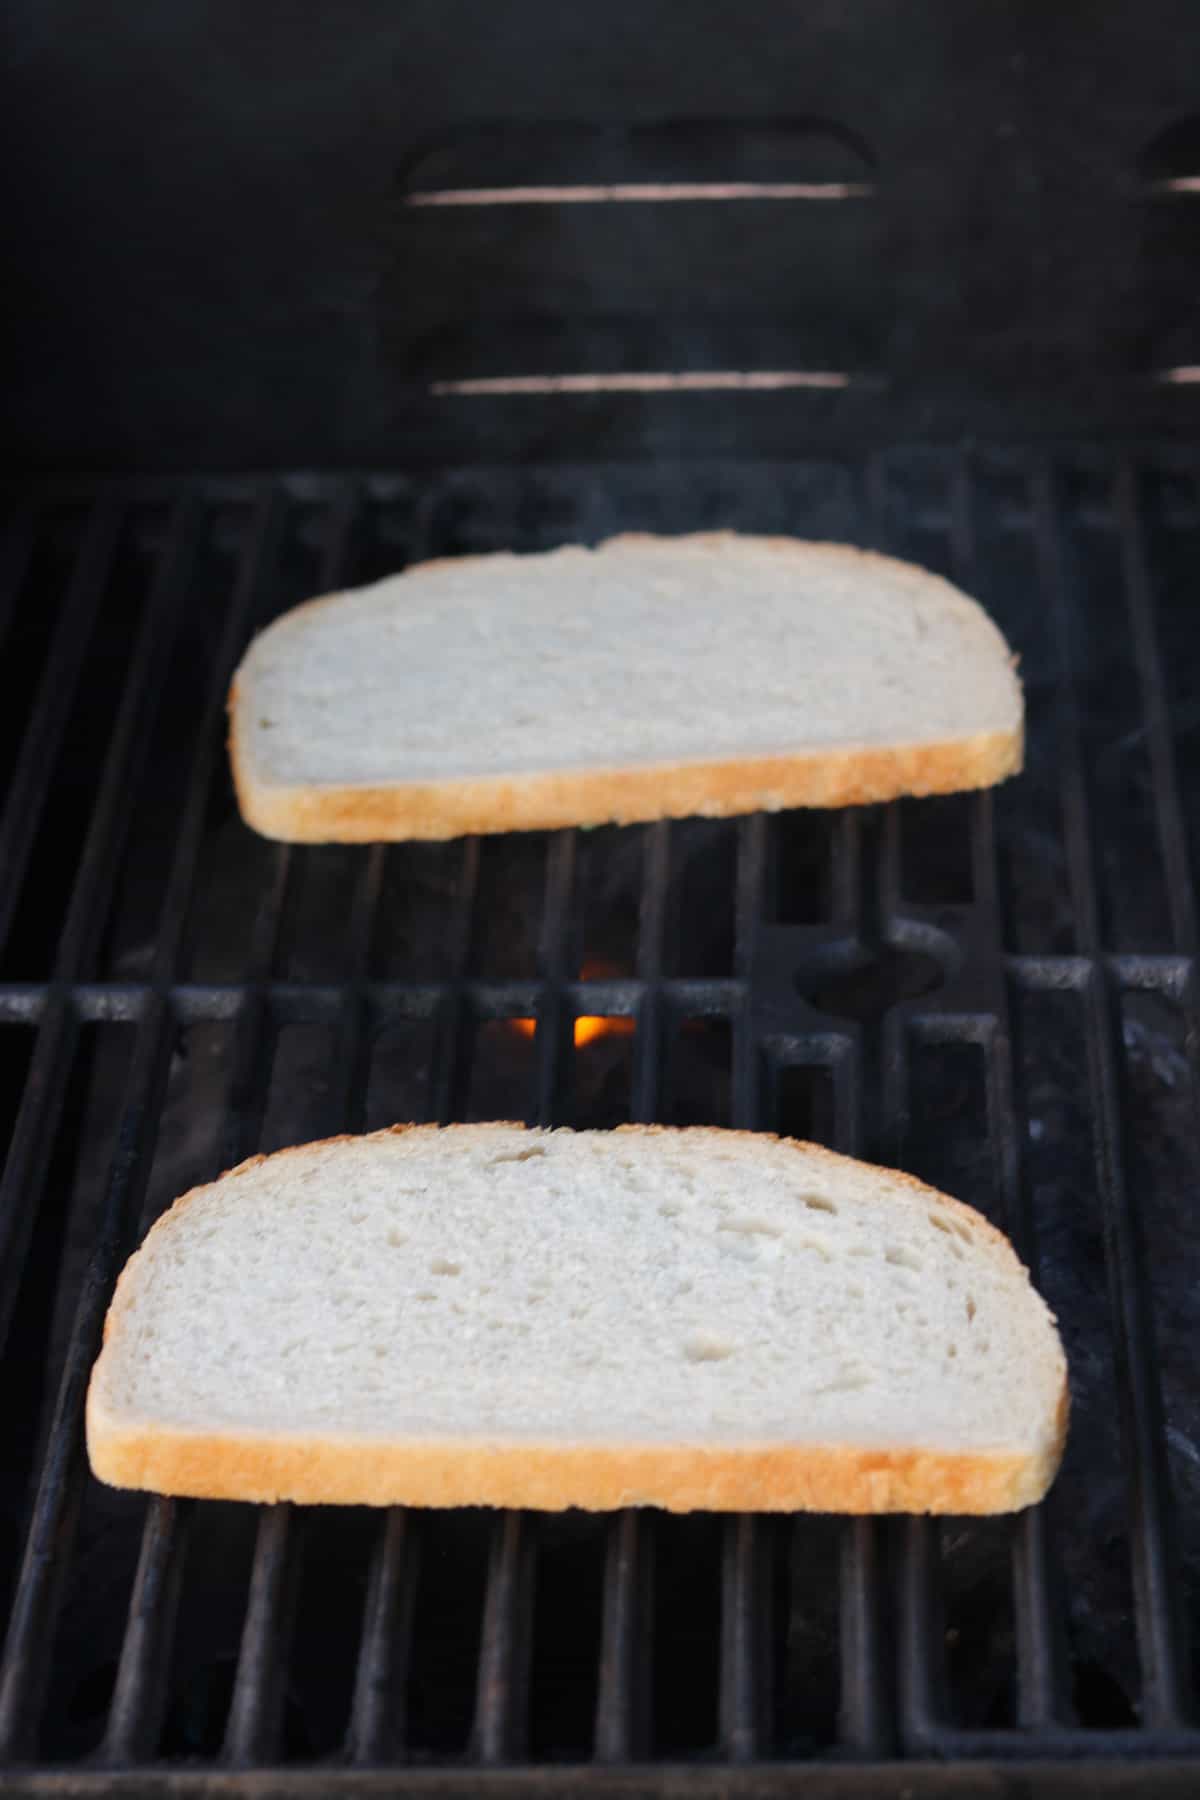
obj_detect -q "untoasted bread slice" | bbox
[228,534,1023,842]
[87,1125,1066,1513]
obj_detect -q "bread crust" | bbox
[86,1124,1068,1515]
[227,534,1023,843]
[87,1417,1059,1515]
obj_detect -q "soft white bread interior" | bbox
[87,1124,1067,1514]
[228,534,1023,841]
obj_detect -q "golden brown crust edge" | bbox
[86,1419,1065,1515]
[85,1123,1068,1515]
[229,712,1023,844]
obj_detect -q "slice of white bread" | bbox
[228,534,1023,842]
[87,1125,1066,1513]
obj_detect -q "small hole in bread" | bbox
[966,1296,977,1323]
[886,1245,923,1272]
[430,1257,461,1276]
[803,1193,838,1214]
[488,1146,547,1166]
[387,1229,408,1248]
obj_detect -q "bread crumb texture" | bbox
[87,1125,1066,1514]
[230,535,1024,840]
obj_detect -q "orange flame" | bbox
[509,959,635,1048]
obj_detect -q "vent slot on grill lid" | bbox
[387,118,884,395]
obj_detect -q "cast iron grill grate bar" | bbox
[0,457,1197,1788]
[100,1496,194,1764]
[346,1509,419,1763]
[1113,463,1198,958]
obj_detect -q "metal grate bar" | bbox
[223,1507,303,1764]
[594,1511,650,1763]
[720,1515,770,1762]
[951,461,1068,1732]
[473,1512,535,1763]
[839,1519,890,1751]
[1113,463,1197,955]
[1031,462,1192,1729]
[101,1498,195,1763]
[897,1515,948,1745]
[2,961,1191,1028]
[0,974,721,1025]
[346,1510,419,1763]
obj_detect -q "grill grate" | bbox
[0,453,1198,1794]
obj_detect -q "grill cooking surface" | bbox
[0,452,1198,1794]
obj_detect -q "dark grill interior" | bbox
[0,452,1198,1794]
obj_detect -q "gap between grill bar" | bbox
[0,502,36,667]
[950,460,1069,1732]
[533,831,578,1127]
[427,839,482,1125]
[1032,462,1192,1729]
